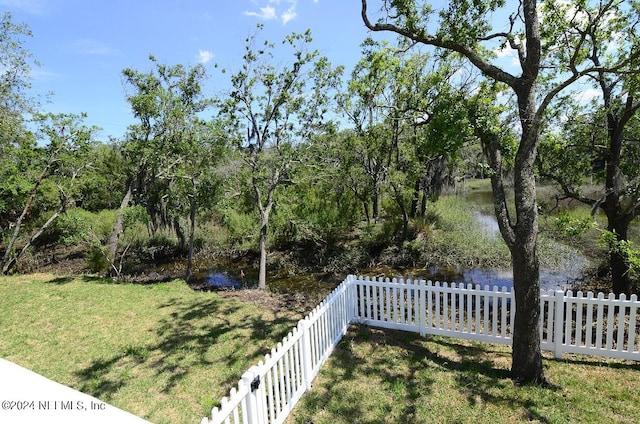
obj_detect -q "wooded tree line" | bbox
[1,1,639,385]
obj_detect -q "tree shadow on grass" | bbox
[553,355,640,371]
[294,325,442,422]
[45,275,165,285]
[297,325,561,423]
[46,276,75,284]
[74,295,300,403]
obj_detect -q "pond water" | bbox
[418,189,587,291]
[415,264,582,292]
[189,264,337,295]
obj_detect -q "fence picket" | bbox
[575,291,584,347]
[586,292,594,349]
[616,295,626,352]
[606,293,615,350]
[629,296,638,352]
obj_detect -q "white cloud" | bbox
[72,39,118,56]
[31,68,60,82]
[0,0,47,15]
[244,0,303,25]
[575,87,600,102]
[281,7,297,24]
[198,50,214,64]
[243,5,277,21]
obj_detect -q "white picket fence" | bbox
[201,275,640,424]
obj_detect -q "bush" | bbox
[221,208,257,248]
[361,220,401,252]
[554,211,596,237]
[54,208,93,246]
[51,208,118,247]
[86,245,109,273]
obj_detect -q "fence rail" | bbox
[201,275,640,424]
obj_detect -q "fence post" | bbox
[349,275,359,323]
[241,366,262,424]
[419,279,427,337]
[348,275,356,323]
[300,318,313,391]
[553,290,565,359]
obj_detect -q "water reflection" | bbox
[473,211,501,236]
[191,265,337,296]
[190,266,251,290]
[193,262,581,294]
[421,265,579,291]
[204,272,243,289]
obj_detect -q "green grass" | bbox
[288,326,640,424]
[0,274,302,424]
[3,274,639,424]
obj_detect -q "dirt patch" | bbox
[13,244,88,275]
[213,289,319,317]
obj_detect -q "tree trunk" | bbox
[174,216,186,252]
[509,86,548,384]
[1,151,58,273]
[410,179,420,219]
[481,105,548,385]
[258,211,269,290]
[611,248,631,296]
[510,241,546,385]
[3,195,68,274]
[607,218,632,296]
[390,182,409,242]
[106,180,133,269]
[601,106,635,295]
[185,196,197,283]
[420,184,428,218]
[372,183,381,224]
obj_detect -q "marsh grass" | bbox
[423,196,511,269]
[288,325,640,424]
[0,274,303,424]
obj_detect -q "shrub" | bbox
[221,208,257,248]
[554,211,596,237]
[54,208,94,246]
[86,245,109,273]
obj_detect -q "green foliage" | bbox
[274,176,362,247]
[51,208,118,247]
[221,208,257,247]
[123,205,149,228]
[554,212,596,237]
[361,220,402,251]
[91,209,118,240]
[0,12,36,119]
[55,209,92,246]
[598,230,640,281]
[76,143,128,211]
[86,245,109,273]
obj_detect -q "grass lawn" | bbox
[288,325,640,424]
[3,274,640,424]
[0,274,304,424]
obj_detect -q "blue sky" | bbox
[2,0,377,140]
